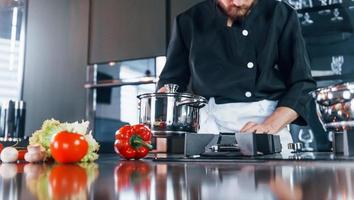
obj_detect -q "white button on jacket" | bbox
[242,29,249,36]
[245,91,252,98]
[247,62,254,69]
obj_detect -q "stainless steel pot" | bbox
[137,84,207,137]
[312,82,354,132]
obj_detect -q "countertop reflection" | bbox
[1,154,354,200]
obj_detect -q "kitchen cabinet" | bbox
[89,0,166,64]
[170,0,205,24]
[89,0,208,64]
[24,0,89,136]
[168,0,205,38]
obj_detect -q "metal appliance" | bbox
[137,84,284,156]
[312,82,354,156]
[151,132,282,158]
[0,100,26,142]
[137,84,207,137]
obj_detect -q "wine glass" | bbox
[301,12,314,25]
[298,129,314,151]
[331,55,344,75]
[331,8,344,22]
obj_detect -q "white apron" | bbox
[198,98,293,153]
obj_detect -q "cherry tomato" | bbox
[17,149,27,160]
[50,131,88,163]
[49,164,87,200]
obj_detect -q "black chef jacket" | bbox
[157,0,317,125]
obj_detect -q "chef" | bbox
[157,0,316,150]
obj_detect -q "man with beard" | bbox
[157,0,316,150]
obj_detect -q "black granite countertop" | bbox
[1,153,354,200]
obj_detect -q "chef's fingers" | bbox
[247,125,269,134]
[255,124,276,134]
[240,122,257,132]
[240,122,258,133]
[244,124,263,133]
[246,125,261,134]
[157,87,168,93]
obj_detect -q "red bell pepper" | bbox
[114,124,153,160]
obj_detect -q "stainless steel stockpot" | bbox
[137,84,207,137]
[312,82,354,132]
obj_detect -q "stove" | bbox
[153,132,282,159]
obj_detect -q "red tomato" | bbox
[17,149,27,160]
[0,143,3,153]
[49,164,88,200]
[50,131,88,163]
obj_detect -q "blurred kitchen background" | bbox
[0,0,354,151]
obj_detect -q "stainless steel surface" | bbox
[84,76,156,89]
[164,83,179,93]
[235,133,257,156]
[288,142,304,152]
[14,101,26,110]
[152,130,195,137]
[2,101,15,140]
[85,64,97,133]
[343,130,354,156]
[0,104,3,137]
[3,154,354,200]
[312,82,354,132]
[14,101,26,139]
[0,100,26,141]
[137,87,207,135]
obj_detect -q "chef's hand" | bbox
[240,122,277,134]
[157,87,167,93]
[240,107,299,134]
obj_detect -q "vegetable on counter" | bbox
[50,131,88,163]
[114,124,153,160]
[29,119,100,162]
[0,147,18,163]
[0,146,29,163]
[18,149,28,160]
[24,144,46,163]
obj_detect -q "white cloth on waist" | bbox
[198,98,293,153]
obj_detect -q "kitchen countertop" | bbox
[148,151,354,162]
[2,153,354,200]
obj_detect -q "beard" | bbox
[218,1,254,21]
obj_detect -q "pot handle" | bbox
[176,98,207,108]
